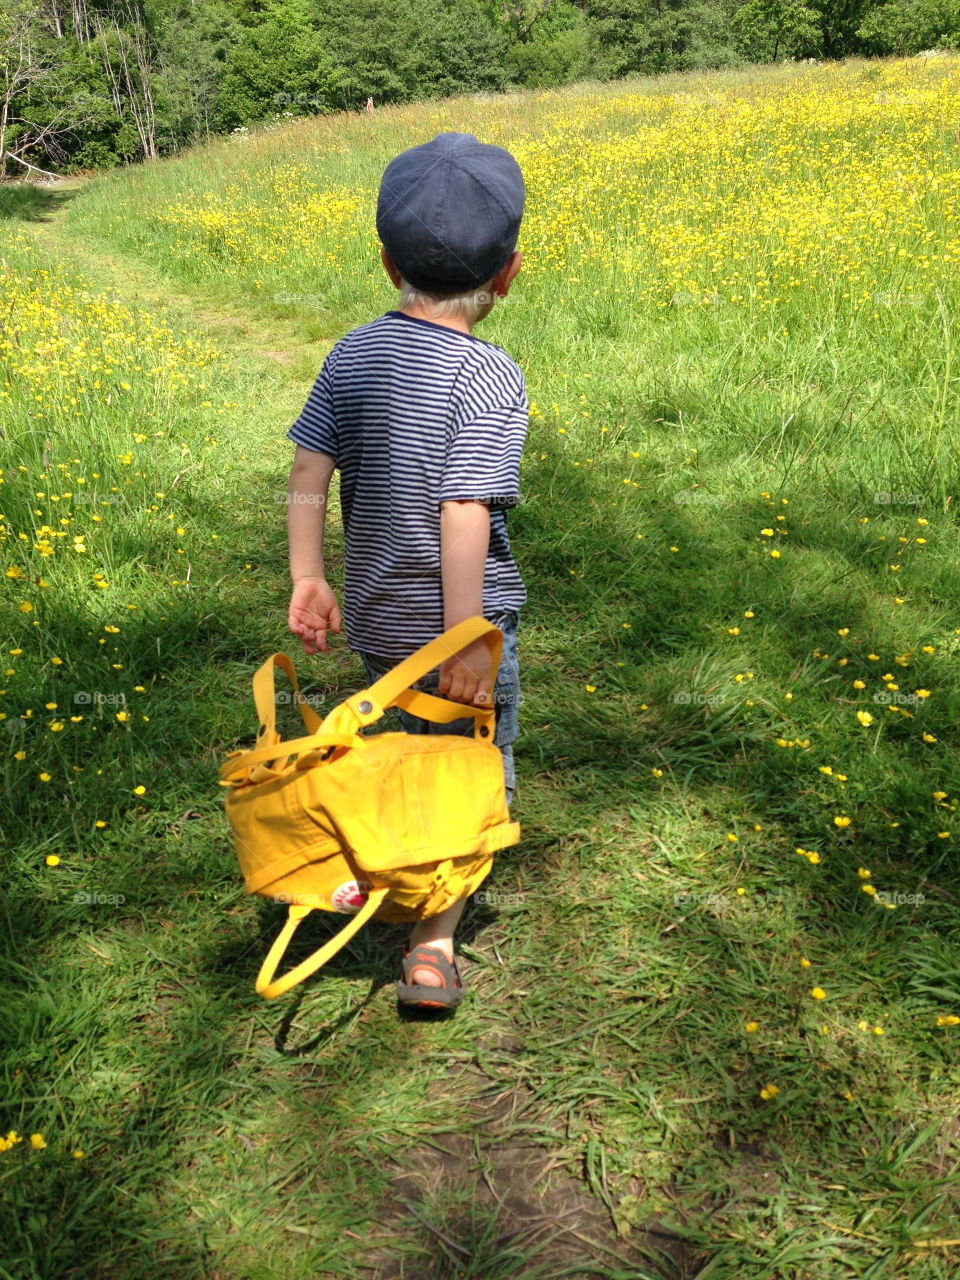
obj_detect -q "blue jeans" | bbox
[356,611,520,806]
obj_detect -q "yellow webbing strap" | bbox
[255,887,390,999]
[252,652,322,736]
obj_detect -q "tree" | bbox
[151,0,240,145]
[90,10,160,160]
[730,0,821,58]
[315,0,506,108]
[805,0,875,54]
[582,0,724,76]
[216,0,344,127]
[856,0,960,51]
[494,0,561,42]
[0,1,78,177]
[503,1,594,86]
[424,0,511,97]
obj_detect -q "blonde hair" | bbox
[398,277,496,326]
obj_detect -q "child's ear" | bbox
[492,251,522,298]
[381,245,403,288]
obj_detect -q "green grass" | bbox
[2,55,960,1280]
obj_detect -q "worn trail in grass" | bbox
[2,184,664,1279]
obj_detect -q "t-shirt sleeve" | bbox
[287,353,338,459]
[438,381,528,509]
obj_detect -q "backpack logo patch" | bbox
[331,880,372,913]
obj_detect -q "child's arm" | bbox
[438,499,493,706]
[287,445,342,655]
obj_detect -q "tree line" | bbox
[1,0,957,177]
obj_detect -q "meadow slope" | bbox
[2,56,960,1280]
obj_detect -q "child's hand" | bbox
[288,577,342,655]
[438,637,493,708]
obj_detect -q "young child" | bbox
[285,132,528,1010]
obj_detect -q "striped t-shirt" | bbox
[288,310,528,659]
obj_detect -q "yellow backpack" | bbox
[219,617,520,999]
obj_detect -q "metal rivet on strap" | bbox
[479,725,490,738]
[358,700,373,715]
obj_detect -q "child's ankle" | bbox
[408,926,454,959]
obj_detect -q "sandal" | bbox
[396,943,467,1010]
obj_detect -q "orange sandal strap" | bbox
[400,945,462,987]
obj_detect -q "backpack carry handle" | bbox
[347,616,503,736]
[255,888,390,999]
[220,617,503,782]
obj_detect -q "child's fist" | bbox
[288,577,342,655]
[439,637,493,708]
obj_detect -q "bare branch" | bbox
[4,151,61,178]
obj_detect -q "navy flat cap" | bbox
[376,132,525,295]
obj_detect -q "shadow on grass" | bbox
[234,901,511,1051]
[4,403,960,1278]
[0,180,79,221]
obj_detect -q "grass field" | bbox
[2,53,960,1280]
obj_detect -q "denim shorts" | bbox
[356,611,520,806]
